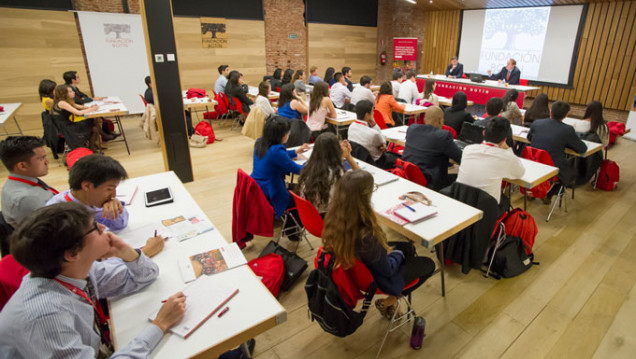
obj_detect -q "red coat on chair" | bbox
[232,169,275,249]
[0,255,29,311]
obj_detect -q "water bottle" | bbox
[410,316,426,350]
[430,71,434,78]
[502,78,506,86]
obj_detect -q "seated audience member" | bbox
[293,70,307,94]
[321,170,435,319]
[487,58,521,85]
[281,69,294,86]
[38,79,56,111]
[144,76,154,105]
[578,101,610,147]
[0,202,186,358]
[402,106,462,190]
[391,69,405,99]
[298,133,359,214]
[348,100,396,169]
[324,67,336,86]
[528,101,587,196]
[278,84,308,120]
[271,68,283,91]
[251,116,309,219]
[329,73,353,109]
[375,82,405,127]
[308,66,321,85]
[444,91,475,133]
[476,97,513,148]
[397,71,420,104]
[457,117,525,213]
[0,137,57,229]
[307,81,337,138]
[350,75,375,106]
[421,78,439,106]
[225,70,253,114]
[501,89,523,125]
[63,70,103,105]
[523,93,550,125]
[342,67,354,92]
[50,84,101,150]
[214,64,230,94]
[254,81,276,117]
[445,56,464,78]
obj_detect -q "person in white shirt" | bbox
[350,75,375,105]
[421,78,439,106]
[397,71,421,104]
[348,100,396,170]
[253,81,276,116]
[457,117,525,213]
[214,65,229,94]
[391,69,405,99]
[329,72,352,109]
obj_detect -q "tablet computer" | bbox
[144,187,173,207]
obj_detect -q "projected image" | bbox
[478,7,551,80]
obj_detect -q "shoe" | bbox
[541,196,552,205]
[375,299,399,320]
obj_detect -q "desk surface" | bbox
[0,103,22,125]
[110,172,286,359]
[84,97,129,119]
[511,124,603,157]
[381,126,408,146]
[325,110,357,126]
[437,96,474,107]
[397,104,428,115]
[183,97,217,110]
[417,75,541,92]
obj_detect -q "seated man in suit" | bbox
[0,136,57,229]
[445,56,464,78]
[402,106,463,190]
[475,97,513,148]
[457,117,525,214]
[0,202,186,358]
[144,76,154,105]
[528,101,587,200]
[348,100,396,170]
[487,58,521,85]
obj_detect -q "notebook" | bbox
[363,165,399,186]
[393,202,438,223]
[178,243,248,283]
[149,275,239,338]
[115,181,138,205]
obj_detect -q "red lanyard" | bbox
[354,120,368,127]
[64,193,74,202]
[482,141,498,148]
[7,176,59,195]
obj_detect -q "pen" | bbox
[402,203,416,212]
[154,229,157,237]
[218,306,230,318]
[161,295,186,303]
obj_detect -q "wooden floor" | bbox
[3,114,636,359]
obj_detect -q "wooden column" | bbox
[139,0,193,182]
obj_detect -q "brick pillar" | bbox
[263,0,308,75]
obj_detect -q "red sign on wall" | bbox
[393,38,418,61]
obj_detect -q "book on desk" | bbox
[178,242,248,283]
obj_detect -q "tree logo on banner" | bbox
[103,23,132,48]
[201,17,227,48]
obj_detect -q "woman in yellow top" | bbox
[50,84,100,150]
[38,79,56,111]
[374,82,405,127]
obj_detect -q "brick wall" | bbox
[263,0,308,75]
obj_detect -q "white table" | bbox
[416,74,541,93]
[381,126,408,146]
[183,97,217,111]
[110,172,286,358]
[325,110,357,136]
[511,124,603,157]
[0,103,23,137]
[84,97,131,155]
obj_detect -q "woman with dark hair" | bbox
[225,70,253,114]
[321,170,435,319]
[271,68,283,91]
[375,82,405,127]
[324,67,335,86]
[293,70,306,94]
[307,81,337,138]
[281,69,294,86]
[297,133,359,214]
[443,91,475,133]
[50,84,101,150]
[501,89,523,125]
[277,83,308,120]
[574,101,608,185]
[254,81,275,116]
[251,116,309,219]
[421,78,439,106]
[582,100,609,147]
[524,93,549,125]
[38,79,57,111]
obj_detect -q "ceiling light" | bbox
[405,0,416,4]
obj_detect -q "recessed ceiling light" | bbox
[405,0,416,4]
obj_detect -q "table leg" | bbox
[523,191,527,210]
[115,116,131,155]
[12,116,23,135]
[434,242,446,297]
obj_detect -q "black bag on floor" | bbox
[484,223,538,279]
[259,240,308,291]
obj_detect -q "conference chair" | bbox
[138,94,148,107]
[286,191,319,249]
[373,110,388,130]
[519,79,529,86]
[232,169,275,249]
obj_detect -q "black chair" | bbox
[41,111,65,159]
[0,212,14,258]
[349,141,375,164]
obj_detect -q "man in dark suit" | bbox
[445,56,464,78]
[62,71,104,105]
[487,58,521,85]
[528,101,587,198]
[402,106,462,191]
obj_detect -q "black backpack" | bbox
[305,252,376,337]
[483,223,538,279]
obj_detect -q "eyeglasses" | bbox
[84,221,102,237]
[373,183,379,192]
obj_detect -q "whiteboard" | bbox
[77,12,150,115]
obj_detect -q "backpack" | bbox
[194,121,215,144]
[305,251,376,337]
[498,208,537,256]
[248,253,285,298]
[484,223,537,279]
[607,121,625,146]
[389,159,427,187]
[595,160,619,191]
[186,88,206,99]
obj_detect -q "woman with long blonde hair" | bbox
[322,170,435,318]
[50,84,101,151]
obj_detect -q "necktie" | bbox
[506,71,510,81]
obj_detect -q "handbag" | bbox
[189,134,207,148]
[259,240,308,291]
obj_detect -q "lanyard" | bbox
[482,141,498,148]
[354,120,368,127]
[64,193,74,202]
[7,176,59,195]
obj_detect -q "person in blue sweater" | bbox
[321,170,435,319]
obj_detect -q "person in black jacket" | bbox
[342,66,354,92]
[271,68,283,92]
[63,71,103,105]
[528,101,587,196]
[225,70,253,114]
[487,59,521,85]
[402,106,462,191]
[445,56,464,78]
[443,91,475,133]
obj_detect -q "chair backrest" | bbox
[0,254,29,311]
[349,141,375,164]
[373,110,387,129]
[231,96,247,114]
[522,146,555,167]
[139,94,148,106]
[442,125,458,139]
[391,159,428,187]
[519,79,528,86]
[289,191,324,238]
[314,247,374,308]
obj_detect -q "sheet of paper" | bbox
[114,222,168,249]
[178,243,247,283]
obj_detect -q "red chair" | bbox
[232,169,275,249]
[520,146,564,221]
[519,79,528,86]
[373,110,388,130]
[0,255,29,311]
[139,94,148,107]
[391,158,428,187]
[442,125,458,139]
[289,191,324,238]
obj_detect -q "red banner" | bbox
[393,38,418,61]
[416,78,525,108]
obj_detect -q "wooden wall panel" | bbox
[308,24,377,82]
[420,2,636,111]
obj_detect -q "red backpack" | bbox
[389,159,427,187]
[496,208,538,256]
[595,160,619,191]
[194,121,215,144]
[248,253,285,298]
[520,146,556,199]
[186,88,206,99]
